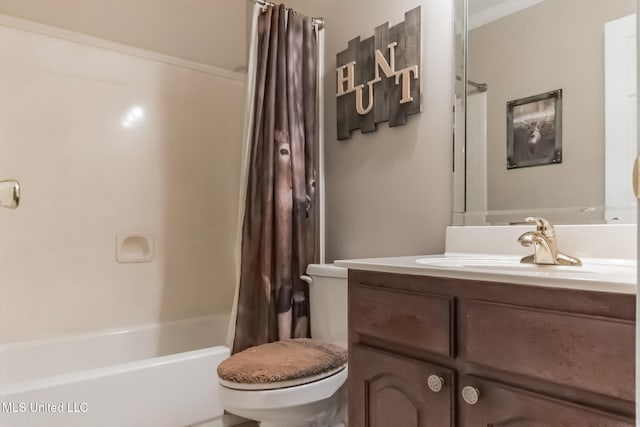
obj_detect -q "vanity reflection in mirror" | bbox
[453,0,637,225]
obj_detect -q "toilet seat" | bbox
[219,363,347,390]
[218,365,348,411]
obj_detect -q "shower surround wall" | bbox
[0,16,245,343]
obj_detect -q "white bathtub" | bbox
[0,316,231,427]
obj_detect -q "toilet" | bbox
[218,264,348,427]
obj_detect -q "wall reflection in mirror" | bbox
[453,0,637,225]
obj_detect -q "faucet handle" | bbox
[524,217,555,236]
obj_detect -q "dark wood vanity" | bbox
[348,269,635,426]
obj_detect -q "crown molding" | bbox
[469,0,544,30]
[0,13,246,81]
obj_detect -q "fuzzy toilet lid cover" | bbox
[218,338,347,385]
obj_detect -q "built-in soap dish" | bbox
[116,232,154,263]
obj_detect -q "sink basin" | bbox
[414,256,636,277]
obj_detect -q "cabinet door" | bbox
[459,376,634,427]
[349,345,453,427]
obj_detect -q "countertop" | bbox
[335,254,637,295]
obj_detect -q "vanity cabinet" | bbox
[348,270,635,427]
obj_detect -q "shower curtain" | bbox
[231,3,320,354]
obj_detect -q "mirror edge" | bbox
[452,0,467,226]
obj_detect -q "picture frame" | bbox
[507,89,562,169]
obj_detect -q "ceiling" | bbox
[0,0,546,68]
[0,0,250,71]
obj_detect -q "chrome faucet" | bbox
[0,179,20,209]
[516,217,581,266]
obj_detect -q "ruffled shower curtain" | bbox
[230,3,319,354]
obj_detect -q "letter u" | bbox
[355,82,374,115]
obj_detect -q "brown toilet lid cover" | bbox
[217,338,347,384]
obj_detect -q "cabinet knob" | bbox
[461,386,480,405]
[427,375,444,392]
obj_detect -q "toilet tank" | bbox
[306,264,348,349]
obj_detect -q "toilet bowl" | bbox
[219,365,348,427]
[218,264,348,427]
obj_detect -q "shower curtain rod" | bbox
[456,75,488,92]
[468,80,488,92]
[248,0,325,29]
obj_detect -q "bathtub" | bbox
[0,316,231,427]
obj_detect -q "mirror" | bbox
[453,0,637,225]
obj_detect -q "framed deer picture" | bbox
[507,89,562,169]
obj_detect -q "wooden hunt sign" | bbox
[336,6,421,140]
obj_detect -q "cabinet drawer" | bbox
[350,284,453,357]
[459,375,634,426]
[464,300,635,401]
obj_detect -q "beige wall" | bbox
[469,0,635,211]
[0,0,248,71]
[0,22,244,343]
[0,0,455,343]
[283,0,454,261]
